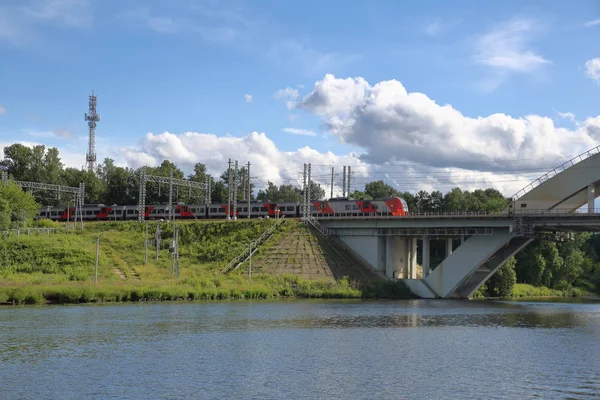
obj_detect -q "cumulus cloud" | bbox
[585,58,600,83]
[244,94,253,103]
[283,128,316,136]
[0,104,5,115]
[475,19,549,81]
[297,74,600,174]
[273,87,299,110]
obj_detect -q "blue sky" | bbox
[1,0,599,195]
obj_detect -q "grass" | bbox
[0,219,411,305]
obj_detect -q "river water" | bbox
[1,299,600,399]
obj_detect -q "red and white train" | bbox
[37,197,409,221]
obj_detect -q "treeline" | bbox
[2,143,600,294]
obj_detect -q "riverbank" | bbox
[0,276,412,305]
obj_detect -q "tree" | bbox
[349,190,372,200]
[1,143,34,181]
[364,180,399,199]
[0,181,40,229]
[486,257,517,297]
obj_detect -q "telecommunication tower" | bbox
[84,91,100,172]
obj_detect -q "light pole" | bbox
[95,232,104,284]
[248,240,254,280]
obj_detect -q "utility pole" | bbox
[168,169,174,223]
[248,241,253,280]
[95,232,104,284]
[171,225,179,277]
[227,158,232,220]
[330,167,334,199]
[247,161,251,219]
[205,175,211,206]
[155,222,161,261]
[347,166,351,197]
[144,222,148,264]
[307,163,312,210]
[233,160,238,220]
[303,163,307,218]
[342,166,347,197]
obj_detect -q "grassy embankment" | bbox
[0,219,409,305]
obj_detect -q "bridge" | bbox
[313,146,600,299]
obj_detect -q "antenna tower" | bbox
[85,91,100,172]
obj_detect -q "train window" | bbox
[191,208,196,213]
[108,210,114,215]
[353,204,360,210]
[242,207,248,212]
[373,204,378,209]
[311,206,317,211]
[199,208,204,213]
[127,210,134,214]
[116,210,122,214]
[210,208,217,213]
[286,206,294,211]
[260,207,268,212]
[93,211,99,215]
[40,212,46,217]
[175,208,181,214]
[252,207,259,212]
[345,205,351,210]
[51,211,58,216]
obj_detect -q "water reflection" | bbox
[1,300,599,399]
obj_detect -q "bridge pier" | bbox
[588,184,595,214]
[422,236,430,278]
[446,238,453,257]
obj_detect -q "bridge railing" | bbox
[312,208,600,220]
[511,145,600,201]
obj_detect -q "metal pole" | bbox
[144,222,148,264]
[302,163,307,219]
[95,232,104,284]
[175,225,179,278]
[138,167,146,222]
[330,167,334,199]
[248,241,252,280]
[347,166,351,196]
[247,161,251,219]
[307,163,312,210]
[168,169,174,223]
[227,158,232,220]
[155,222,160,261]
[233,160,238,220]
[342,166,346,197]
[80,182,85,230]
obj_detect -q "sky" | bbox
[1,0,600,197]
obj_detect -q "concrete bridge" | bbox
[314,145,600,299]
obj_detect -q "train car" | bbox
[303,197,408,217]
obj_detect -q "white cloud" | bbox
[0,0,92,47]
[556,111,575,122]
[475,19,549,84]
[0,104,6,115]
[298,74,600,176]
[273,87,300,110]
[283,128,316,136]
[585,58,600,83]
[244,94,253,103]
[584,18,600,27]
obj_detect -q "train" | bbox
[37,197,409,221]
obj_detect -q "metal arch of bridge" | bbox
[137,167,209,222]
[1,171,86,230]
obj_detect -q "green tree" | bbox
[0,181,40,229]
[364,180,400,199]
[486,257,517,297]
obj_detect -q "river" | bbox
[1,299,599,399]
